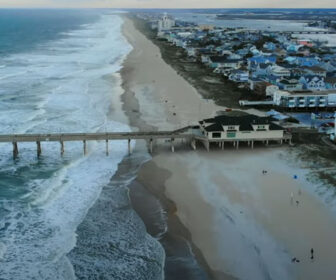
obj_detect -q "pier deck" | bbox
[0,127,292,159]
[0,131,191,143]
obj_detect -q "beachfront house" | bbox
[208,56,243,69]
[254,63,270,77]
[263,42,277,51]
[299,76,326,91]
[198,114,286,147]
[286,44,303,54]
[303,66,327,78]
[284,56,297,65]
[296,57,320,67]
[229,70,249,82]
[284,56,320,67]
[278,79,303,91]
[297,39,313,47]
[248,56,277,70]
[266,65,291,78]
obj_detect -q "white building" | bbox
[158,13,175,32]
[266,85,280,98]
[267,65,291,78]
[273,90,336,108]
[198,114,288,148]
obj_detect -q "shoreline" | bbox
[119,14,336,280]
[120,15,217,279]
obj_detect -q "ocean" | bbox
[0,9,164,279]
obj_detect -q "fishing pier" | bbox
[0,109,295,159]
[0,125,292,159]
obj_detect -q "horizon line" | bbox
[0,7,336,10]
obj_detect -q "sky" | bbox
[0,0,335,9]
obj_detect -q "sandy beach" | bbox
[120,15,336,280]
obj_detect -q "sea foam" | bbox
[0,14,164,280]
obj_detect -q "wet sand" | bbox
[121,15,336,280]
[120,16,214,279]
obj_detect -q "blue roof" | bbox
[248,56,276,64]
[284,56,296,62]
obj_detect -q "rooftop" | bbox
[282,90,336,96]
[200,114,283,132]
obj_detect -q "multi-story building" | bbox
[273,90,336,108]
[158,13,175,32]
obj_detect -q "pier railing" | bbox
[0,127,292,159]
[0,130,194,158]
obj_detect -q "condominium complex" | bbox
[273,90,336,108]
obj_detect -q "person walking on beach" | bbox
[296,200,299,207]
[290,192,294,205]
[311,248,314,261]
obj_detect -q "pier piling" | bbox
[191,139,196,150]
[171,138,175,153]
[12,142,18,159]
[37,141,41,157]
[60,141,64,156]
[83,140,87,155]
[149,138,153,154]
[201,140,210,152]
[128,139,131,155]
[105,140,109,156]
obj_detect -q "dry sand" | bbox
[121,17,221,131]
[121,16,336,280]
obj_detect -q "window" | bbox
[212,132,221,138]
[257,125,267,131]
[227,132,236,138]
[228,126,236,130]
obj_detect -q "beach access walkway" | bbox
[0,126,292,159]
